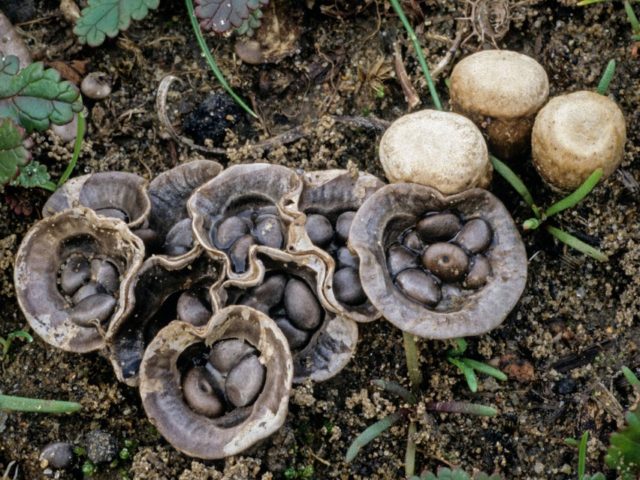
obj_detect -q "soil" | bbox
[1,0,639,479]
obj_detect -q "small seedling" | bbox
[82,460,96,477]
[410,468,501,480]
[446,339,507,393]
[283,465,314,480]
[346,334,497,477]
[0,329,32,360]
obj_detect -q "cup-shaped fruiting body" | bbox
[42,172,151,230]
[139,305,293,459]
[349,184,527,339]
[379,110,491,195]
[211,246,358,383]
[450,50,549,160]
[188,163,301,280]
[291,169,385,323]
[532,90,626,191]
[14,207,145,352]
[107,248,223,386]
[147,160,223,257]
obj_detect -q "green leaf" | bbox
[195,0,268,34]
[606,410,640,476]
[0,117,29,185]
[0,56,83,133]
[74,0,160,47]
[462,358,508,381]
[13,161,52,189]
[345,411,404,463]
[449,357,478,392]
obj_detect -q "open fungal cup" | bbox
[211,246,358,383]
[450,50,549,160]
[350,184,527,339]
[379,110,491,195]
[294,170,384,323]
[14,207,145,352]
[139,305,293,460]
[189,163,300,280]
[531,90,626,191]
[107,249,222,386]
[147,160,223,257]
[42,172,151,230]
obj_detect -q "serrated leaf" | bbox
[74,0,160,47]
[0,56,83,133]
[195,0,269,33]
[0,117,30,186]
[13,161,51,188]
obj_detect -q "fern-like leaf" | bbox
[414,468,501,480]
[195,0,269,33]
[13,161,52,189]
[0,56,83,133]
[0,117,30,186]
[74,0,160,47]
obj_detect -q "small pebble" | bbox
[215,216,250,250]
[209,339,255,374]
[336,246,359,269]
[60,256,90,295]
[251,274,287,309]
[395,269,441,306]
[229,234,255,273]
[72,282,102,304]
[556,377,577,395]
[333,267,366,305]
[305,214,334,247]
[90,259,119,294]
[182,367,224,418]
[402,231,424,252]
[464,255,492,289]
[455,218,493,253]
[416,213,462,242]
[254,215,284,248]
[68,293,117,326]
[176,291,211,327]
[85,430,118,464]
[335,211,356,243]
[40,442,74,469]
[274,317,309,350]
[284,278,323,330]
[225,354,265,407]
[386,245,419,277]
[422,243,469,282]
[80,72,112,100]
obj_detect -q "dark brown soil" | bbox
[1,0,639,479]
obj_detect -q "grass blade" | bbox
[449,357,478,392]
[425,401,498,417]
[578,431,589,479]
[403,332,423,392]
[462,358,507,381]
[625,1,640,34]
[185,0,258,119]
[345,411,405,463]
[388,0,443,111]
[490,155,539,214]
[545,225,608,262]
[577,0,610,5]
[58,113,86,187]
[596,60,616,95]
[405,421,417,477]
[621,366,640,393]
[372,379,416,404]
[544,169,603,219]
[0,394,81,413]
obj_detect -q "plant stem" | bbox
[58,113,86,187]
[545,225,608,262]
[40,180,57,191]
[0,394,81,413]
[596,60,616,95]
[405,421,417,478]
[490,155,540,216]
[185,0,258,119]
[345,410,406,462]
[389,0,443,111]
[403,332,423,392]
[624,0,640,34]
[621,366,640,393]
[461,358,507,381]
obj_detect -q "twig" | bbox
[156,75,390,155]
[393,42,420,109]
[431,27,464,79]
